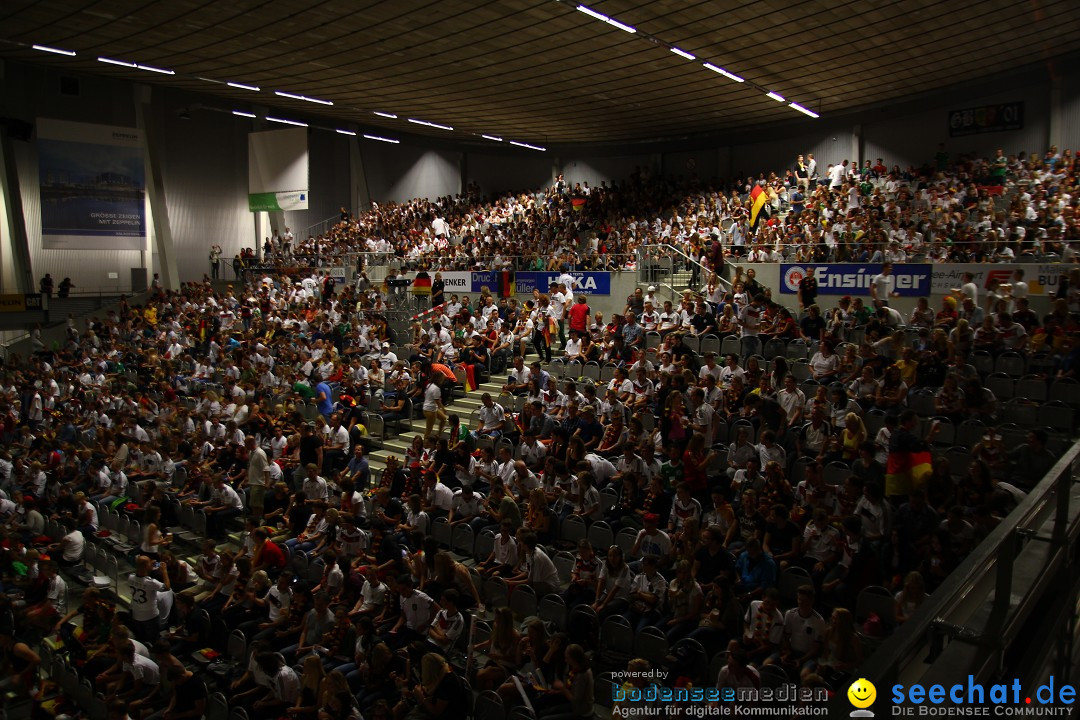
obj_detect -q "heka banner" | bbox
[780,264,931,297]
[514,271,611,296]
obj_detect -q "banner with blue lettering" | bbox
[514,271,611,296]
[779,264,931,297]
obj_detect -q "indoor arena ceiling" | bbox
[2,0,1079,147]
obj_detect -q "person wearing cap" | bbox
[378,342,398,371]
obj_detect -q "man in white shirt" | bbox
[777,375,806,427]
[390,575,439,647]
[738,295,764,337]
[870,263,898,308]
[828,161,847,189]
[952,272,979,307]
[1008,268,1029,312]
[243,435,269,519]
[128,555,170,643]
[474,393,506,439]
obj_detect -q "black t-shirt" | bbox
[299,435,323,466]
[798,277,818,303]
[693,546,735,585]
[173,675,208,713]
[799,315,826,340]
[432,671,467,720]
[431,280,445,305]
[765,520,799,556]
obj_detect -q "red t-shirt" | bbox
[567,302,591,332]
[256,540,286,569]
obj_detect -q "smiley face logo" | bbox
[848,678,877,715]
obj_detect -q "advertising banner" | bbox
[929,264,1066,296]
[0,294,42,312]
[404,271,503,295]
[247,191,309,212]
[780,264,931,297]
[948,102,1024,137]
[37,119,146,250]
[514,271,611,296]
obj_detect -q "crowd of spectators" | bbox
[0,143,1076,720]
[234,146,1080,278]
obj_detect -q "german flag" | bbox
[749,184,769,230]
[571,197,587,212]
[885,448,933,496]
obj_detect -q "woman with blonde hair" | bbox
[895,571,929,624]
[817,608,862,686]
[841,413,866,462]
[288,654,326,719]
[395,653,465,720]
[473,606,521,691]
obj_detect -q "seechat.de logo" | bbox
[848,678,877,717]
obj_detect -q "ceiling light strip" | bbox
[373,111,398,119]
[364,134,399,144]
[481,135,504,142]
[509,140,546,151]
[336,129,357,136]
[702,63,744,83]
[275,90,333,106]
[408,118,454,131]
[576,4,636,33]
[669,47,695,61]
[33,44,76,56]
[788,102,819,118]
[98,57,136,67]
[136,64,174,75]
[232,110,256,118]
[766,91,785,102]
[227,81,261,91]
[266,116,308,127]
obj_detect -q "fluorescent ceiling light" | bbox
[232,110,256,118]
[669,47,695,61]
[275,90,333,106]
[137,64,174,75]
[336,129,357,136]
[789,102,819,118]
[766,91,785,102]
[373,111,398,119]
[363,134,399,144]
[408,118,454,131]
[33,44,76,56]
[703,63,744,82]
[98,57,136,68]
[266,116,308,127]
[227,81,261,92]
[576,4,636,33]
[481,135,504,142]
[509,140,546,151]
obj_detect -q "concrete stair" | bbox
[364,375,508,477]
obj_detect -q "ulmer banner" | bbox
[37,119,146,251]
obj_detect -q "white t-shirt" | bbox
[124,653,161,686]
[423,383,442,412]
[871,273,894,301]
[129,573,166,621]
[62,530,85,562]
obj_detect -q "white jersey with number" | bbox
[128,573,166,621]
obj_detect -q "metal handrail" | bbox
[849,437,1080,707]
[302,212,350,240]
